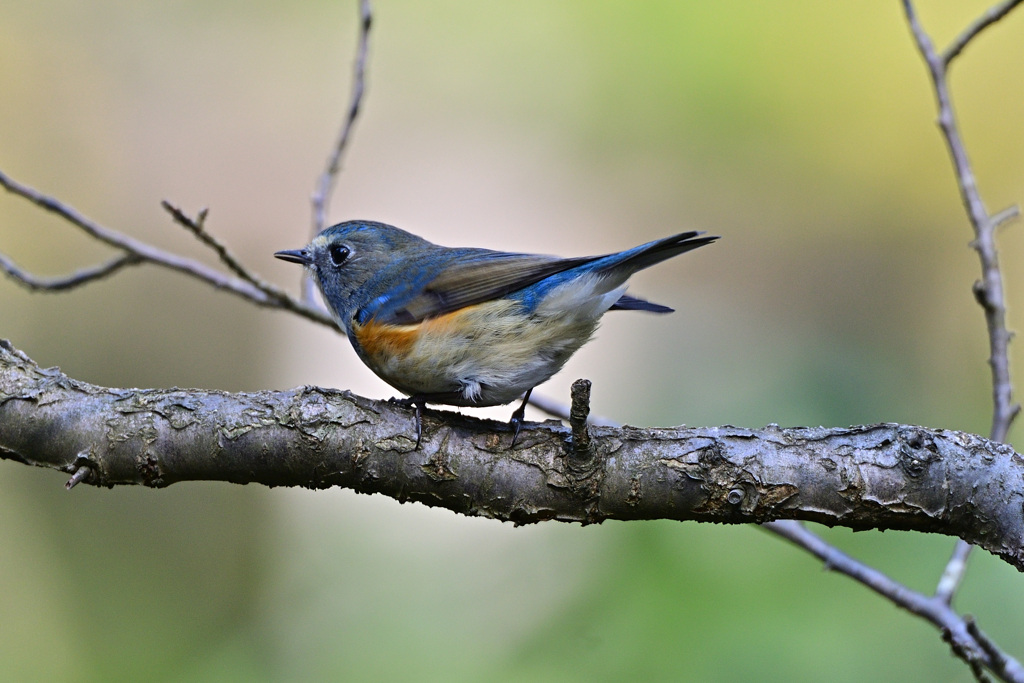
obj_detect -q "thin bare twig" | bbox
[970,618,1024,683]
[944,0,1024,65]
[935,538,974,604]
[0,2,374,326]
[159,200,319,320]
[903,0,1022,444]
[306,0,372,304]
[901,1,1024,678]
[311,0,372,233]
[0,252,141,291]
[764,520,1023,682]
[0,169,334,328]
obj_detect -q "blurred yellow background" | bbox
[2,1,1024,681]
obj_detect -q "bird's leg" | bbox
[391,395,427,449]
[508,388,533,448]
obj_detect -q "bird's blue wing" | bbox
[500,231,717,313]
[366,250,592,325]
[366,231,716,325]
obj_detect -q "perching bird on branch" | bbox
[276,221,717,446]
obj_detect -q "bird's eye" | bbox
[328,244,350,266]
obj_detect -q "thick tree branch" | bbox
[3,339,1024,572]
[533,369,1024,680]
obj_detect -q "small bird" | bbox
[275,221,717,446]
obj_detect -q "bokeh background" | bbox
[2,1,1024,681]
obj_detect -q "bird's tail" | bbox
[602,231,718,314]
[612,231,719,273]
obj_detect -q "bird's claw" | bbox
[393,396,425,449]
[507,389,533,448]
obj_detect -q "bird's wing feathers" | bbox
[376,252,592,325]
[371,231,716,325]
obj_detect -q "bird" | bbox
[275,221,717,447]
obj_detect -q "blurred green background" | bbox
[2,1,1024,681]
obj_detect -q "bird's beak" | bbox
[274,249,312,266]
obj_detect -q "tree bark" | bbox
[3,338,1023,571]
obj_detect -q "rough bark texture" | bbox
[2,339,1023,570]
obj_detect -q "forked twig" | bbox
[762,520,1006,681]
[903,0,1023,620]
[0,169,333,328]
[903,0,1022,444]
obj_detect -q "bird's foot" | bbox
[507,388,533,448]
[391,395,427,449]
